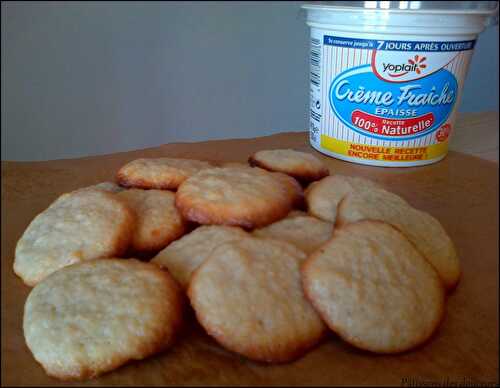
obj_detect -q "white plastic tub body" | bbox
[303,2,498,167]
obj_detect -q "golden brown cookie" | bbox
[175,167,302,228]
[253,210,333,254]
[305,175,389,223]
[117,189,186,253]
[13,190,135,286]
[151,225,249,289]
[337,189,460,290]
[117,158,213,190]
[215,164,303,207]
[272,171,304,208]
[23,258,184,380]
[82,181,125,193]
[188,237,326,363]
[302,221,445,354]
[248,149,329,183]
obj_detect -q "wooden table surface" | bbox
[449,112,499,163]
[1,112,498,386]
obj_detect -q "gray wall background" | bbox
[2,1,499,161]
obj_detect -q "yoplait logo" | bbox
[383,55,427,78]
[372,49,459,83]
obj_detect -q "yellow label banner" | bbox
[320,135,448,162]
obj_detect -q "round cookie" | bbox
[337,189,460,290]
[117,189,186,253]
[82,181,125,193]
[14,190,135,286]
[305,175,389,223]
[272,171,304,208]
[302,221,445,354]
[210,163,302,202]
[211,164,303,207]
[117,158,214,190]
[248,149,329,183]
[188,237,326,363]
[253,210,333,254]
[23,258,184,380]
[151,225,249,289]
[175,167,302,228]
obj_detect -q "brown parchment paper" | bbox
[1,132,498,386]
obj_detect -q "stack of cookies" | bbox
[14,149,460,381]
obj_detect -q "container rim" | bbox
[301,3,499,16]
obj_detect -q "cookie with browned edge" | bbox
[117,158,213,190]
[305,175,389,223]
[302,221,445,354]
[117,189,186,253]
[337,189,460,290]
[253,210,333,254]
[151,225,249,289]
[82,181,125,193]
[249,149,329,183]
[188,237,326,363]
[14,189,135,286]
[23,258,184,380]
[175,167,301,228]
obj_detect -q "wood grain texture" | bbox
[1,132,498,386]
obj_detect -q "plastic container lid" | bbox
[302,1,499,34]
[303,1,498,13]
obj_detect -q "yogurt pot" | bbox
[302,1,498,167]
